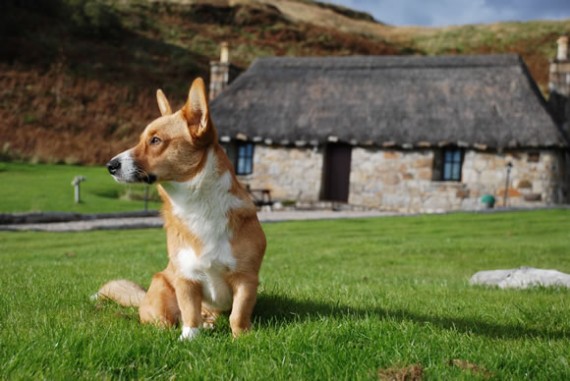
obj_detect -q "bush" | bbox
[65,0,122,38]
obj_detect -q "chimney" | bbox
[220,42,229,64]
[557,36,568,61]
[549,36,570,96]
[209,42,230,101]
[548,36,570,127]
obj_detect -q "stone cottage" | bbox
[209,49,570,213]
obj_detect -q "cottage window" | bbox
[236,142,254,175]
[442,148,463,181]
[221,141,255,176]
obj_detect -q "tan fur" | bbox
[97,78,266,338]
[96,279,146,307]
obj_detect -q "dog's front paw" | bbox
[179,326,200,341]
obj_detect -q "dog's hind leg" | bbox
[139,272,180,327]
[201,306,220,330]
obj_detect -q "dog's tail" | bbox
[91,279,146,307]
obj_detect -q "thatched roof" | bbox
[210,55,567,149]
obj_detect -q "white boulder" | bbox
[470,267,570,289]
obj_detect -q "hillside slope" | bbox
[0,0,568,164]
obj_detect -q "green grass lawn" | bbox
[0,162,161,213]
[1,210,570,379]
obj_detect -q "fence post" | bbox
[71,176,86,204]
[503,162,513,207]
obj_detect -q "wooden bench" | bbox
[245,185,273,208]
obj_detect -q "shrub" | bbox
[64,0,122,38]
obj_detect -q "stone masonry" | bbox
[350,148,567,212]
[239,145,568,212]
[239,145,324,202]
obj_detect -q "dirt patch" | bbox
[378,364,423,381]
[449,359,494,379]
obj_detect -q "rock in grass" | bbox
[470,267,570,289]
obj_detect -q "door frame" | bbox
[320,143,352,203]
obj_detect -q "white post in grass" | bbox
[503,163,512,207]
[71,176,86,204]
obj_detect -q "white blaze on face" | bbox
[109,149,137,183]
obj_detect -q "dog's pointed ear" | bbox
[182,78,214,142]
[156,89,172,116]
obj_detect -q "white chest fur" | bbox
[176,246,234,311]
[163,149,243,311]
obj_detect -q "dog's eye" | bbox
[149,136,162,145]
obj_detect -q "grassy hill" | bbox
[1,0,569,164]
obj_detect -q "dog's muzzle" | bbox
[106,159,121,175]
[106,156,157,184]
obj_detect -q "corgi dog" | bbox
[96,78,266,340]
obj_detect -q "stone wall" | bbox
[239,144,568,212]
[349,148,568,212]
[463,150,568,206]
[349,149,436,211]
[238,145,324,202]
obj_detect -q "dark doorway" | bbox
[321,143,352,202]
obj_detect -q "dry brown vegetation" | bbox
[378,363,424,381]
[1,0,568,164]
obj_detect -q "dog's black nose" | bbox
[107,159,121,175]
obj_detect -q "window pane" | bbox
[452,164,460,180]
[441,149,463,181]
[444,163,451,180]
[237,158,245,174]
[453,150,461,163]
[235,142,254,175]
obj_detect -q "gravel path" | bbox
[0,210,394,232]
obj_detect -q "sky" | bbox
[325,0,570,27]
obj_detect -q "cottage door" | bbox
[322,143,352,203]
